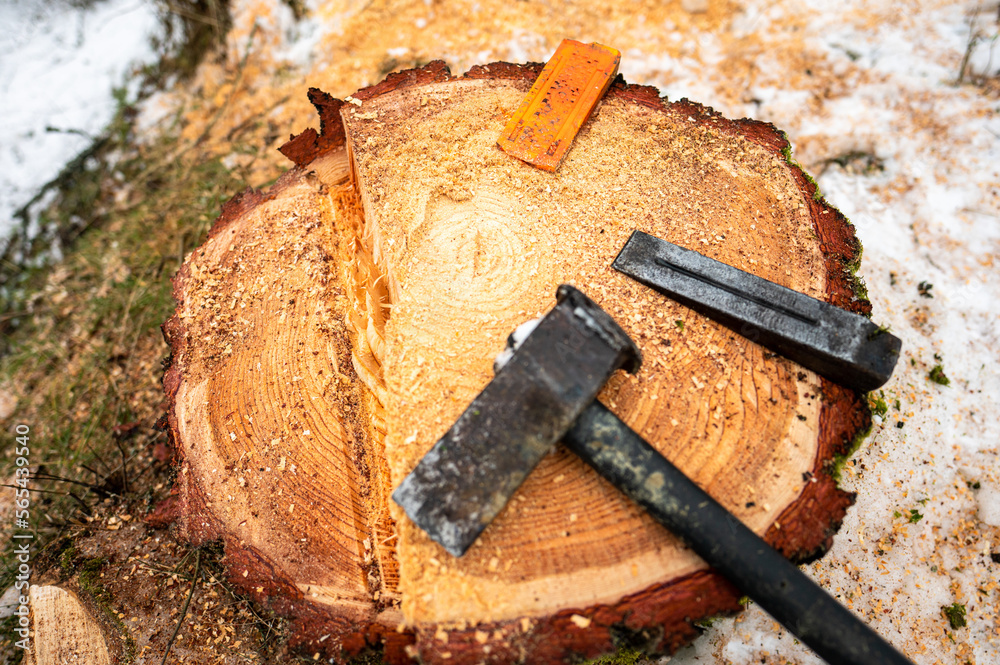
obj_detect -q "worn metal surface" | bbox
[613,230,901,392]
[496,39,620,172]
[564,404,913,665]
[391,285,640,557]
[394,279,910,663]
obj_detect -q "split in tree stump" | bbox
[160,60,870,664]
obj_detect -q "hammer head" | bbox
[391,285,641,556]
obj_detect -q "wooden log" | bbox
[161,60,869,663]
[25,586,111,665]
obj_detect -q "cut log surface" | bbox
[162,61,870,663]
[26,586,112,665]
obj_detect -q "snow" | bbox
[654,2,1000,663]
[0,584,20,619]
[0,0,165,239]
[978,483,1000,527]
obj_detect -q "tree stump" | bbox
[161,60,870,664]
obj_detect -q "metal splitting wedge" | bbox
[393,285,911,665]
[613,230,902,392]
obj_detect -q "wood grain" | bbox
[162,61,868,663]
[26,586,111,665]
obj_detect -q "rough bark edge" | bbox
[159,59,874,663]
[279,88,348,167]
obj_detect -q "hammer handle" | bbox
[564,403,913,665]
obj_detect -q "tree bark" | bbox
[160,60,870,664]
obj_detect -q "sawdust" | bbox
[146,0,742,191]
[342,75,827,624]
[145,0,1000,660]
[169,162,398,619]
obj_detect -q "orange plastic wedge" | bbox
[498,39,621,172]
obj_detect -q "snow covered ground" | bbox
[0,0,164,239]
[643,5,1000,662]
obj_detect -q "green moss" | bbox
[780,137,880,487]
[59,545,78,574]
[868,323,893,340]
[828,414,872,485]
[77,557,137,662]
[870,392,889,418]
[78,558,107,595]
[928,364,951,386]
[841,228,868,304]
[943,603,967,629]
[780,135,871,309]
[582,647,645,665]
[781,140,823,202]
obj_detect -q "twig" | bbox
[30,471,101,490]
[114,435,130,495]
[160,549,201,665]
[0,484,65,495]
[956,5,982,85]
[79,464,105,482]
[137,561,183,576]
[207,0,225,43]
[162,1,222,28]
[99,450,142,489]
[172,548,197,575]
[0,309,51,323]
[961,207,1000,218]
[0,484,92,515]
[68,491,93,515]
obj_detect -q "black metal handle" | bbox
[564,403,913,665]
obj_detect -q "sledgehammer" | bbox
[392,285,911,665]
